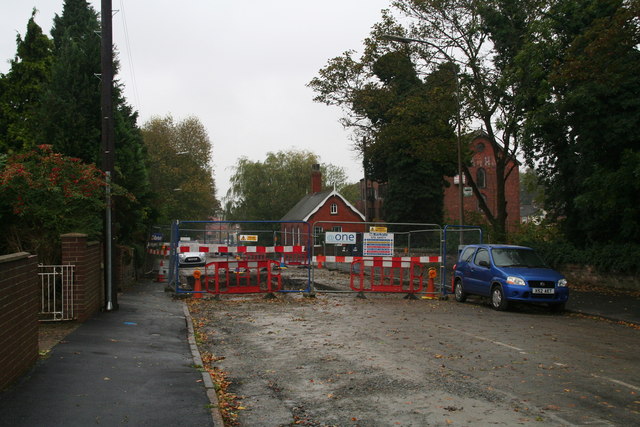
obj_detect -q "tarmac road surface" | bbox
[190,291,640,426]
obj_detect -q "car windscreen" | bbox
[491,248,548,268]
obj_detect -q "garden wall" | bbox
[562,264,640,291]
[0,252,39,391]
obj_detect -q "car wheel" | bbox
[454,279,467,302]
[549,302,566,314]
[491,285,508,311]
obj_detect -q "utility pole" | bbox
[101,0,117,311]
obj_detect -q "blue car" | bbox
[452,244,569,312]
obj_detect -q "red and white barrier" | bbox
[313,255,441,268]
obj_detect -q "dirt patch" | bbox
[38,322,80,355]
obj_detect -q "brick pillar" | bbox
[61,233,103,321]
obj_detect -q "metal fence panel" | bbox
[171,220,312,295]
[311,221,443,296]
[38,264,75,321]
[442,225,484,294]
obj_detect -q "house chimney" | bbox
[311,164,322,193]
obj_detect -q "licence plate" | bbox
[532,288,555,294]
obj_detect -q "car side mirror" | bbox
[478,260,490,268]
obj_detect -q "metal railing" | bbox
[38,264,75,321]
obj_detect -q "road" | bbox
[190,288,640,426]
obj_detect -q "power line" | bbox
[119,0,141,110]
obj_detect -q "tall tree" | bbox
[518,0,640,244]
[142,115,219,224]
[39,0,101,163]
[224,149,349,221]
[353,52,458,223]
[112,92,153,246]
[310,1,533,238]
[0,9,53,153]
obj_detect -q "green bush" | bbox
[511,223,640,275]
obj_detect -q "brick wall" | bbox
[61,234,103,322]
[0,252,39,391]
[443,135,520,232]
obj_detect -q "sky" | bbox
[0,0,392,199]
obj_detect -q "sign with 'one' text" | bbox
[325,231,357,245]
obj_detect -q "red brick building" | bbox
[357,134,520,230]
[443,134,520,231]
[281,165,365,246]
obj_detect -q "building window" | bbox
[330,203,338,214]
[476,142,485,153]
[314,226,323,247]
[477,168,486,188]
[332,226,342,232]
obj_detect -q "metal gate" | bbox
[170,220,312,296]
[441,225,483,295]
[38,264,75,321]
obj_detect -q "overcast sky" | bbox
[0,0,392,198]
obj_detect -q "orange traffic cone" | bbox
[156,260,166,282]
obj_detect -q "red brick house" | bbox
[443,134,520,231]
[280,165,365,247]
[357,133,520,230]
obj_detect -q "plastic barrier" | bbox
[203,259,282,295]
[349,258,425,296]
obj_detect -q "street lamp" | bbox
[381,34,465,227]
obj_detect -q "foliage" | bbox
[0,9,53,154]
[38,0,102,164]
[339,182,361,206]
[112,96,154,246]
[224,149,349,221]
[358,53,458,223]
[310,0,534,237]
[0,145,106,263]
[142,115,219,223]
[518,0,640,245]
[0,0,158,261]
[512,221,640,275]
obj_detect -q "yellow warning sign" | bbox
[369,226,388,233]
[239,235,258,242]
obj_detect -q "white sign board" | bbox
[325,231,357,245]
[363,232,394,257]
[239,235,258,242]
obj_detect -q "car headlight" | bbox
[506,276,526,286]
[557,278,568,287]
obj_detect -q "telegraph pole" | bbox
[101,0,117,311]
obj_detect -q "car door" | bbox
[470,248,493,296]
[456,246,477,293]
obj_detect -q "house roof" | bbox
[280,189,365,222]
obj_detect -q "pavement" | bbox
[565,285,640,325]
[0,279,638,427]
[0,280,220,427]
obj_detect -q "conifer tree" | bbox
[0,9,53,153]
